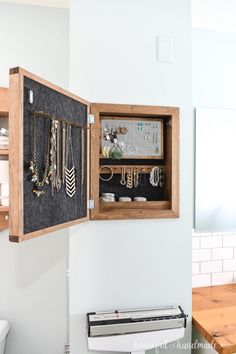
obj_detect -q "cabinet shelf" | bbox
[100,154,162,160]
[0,206,9,212]
[100,200,170,210]
[0,149,9,156]
[0,88,9,117]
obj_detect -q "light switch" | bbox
[156,36,174,63]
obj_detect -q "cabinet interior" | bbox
[90,104,179,220]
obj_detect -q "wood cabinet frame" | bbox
[90,103,179,220]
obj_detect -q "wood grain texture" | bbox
[192,284,236,354]
[89,104,100,218]
[0,149,9,155]
[9,71,24,239]
[0,87,9,116]
[9,217,89,243]
[90,103,179,220]
[100,201,170,211]
[171,109,179,216]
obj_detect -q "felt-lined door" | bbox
[9,68,90,242]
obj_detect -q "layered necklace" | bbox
[30,114,78,198]
[29,115,51,197]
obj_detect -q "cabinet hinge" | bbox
[88,114,95,124]
[88,199,94,209]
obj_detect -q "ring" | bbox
[99,165,114,182]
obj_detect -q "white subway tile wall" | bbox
[192,230,236,287]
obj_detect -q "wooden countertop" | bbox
[192,284,236,354]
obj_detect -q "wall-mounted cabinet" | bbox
[4,67,179,242]
[90,104,179,220]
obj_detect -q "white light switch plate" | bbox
[156,36,174,63]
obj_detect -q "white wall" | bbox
[0,3,69,354]
[69,1,192,354]
[0,2,69,88]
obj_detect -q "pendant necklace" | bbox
[62,123,66,185]
[80,127,84,202]
[50,119,58,196]
[29,115,51,197]
[55,121,62,191]
[65,124,76,197]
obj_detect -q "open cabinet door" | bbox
[9,67,90,242]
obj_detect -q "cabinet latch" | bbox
[88,199,94,209]
[88,114,95,124]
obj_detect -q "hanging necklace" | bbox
[29,115,51,197]
[50,119,58,197]
[62,123,66,185]
[80,127,85,202]
[55,121,62,191]
[65,124,76,197]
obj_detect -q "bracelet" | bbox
[149,167,160,187]
[99,165,114,182]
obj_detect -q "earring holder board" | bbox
[90,103,179,220]
[100,118,164,159]
[9,68,89,242]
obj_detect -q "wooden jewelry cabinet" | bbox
[0,67,179,242]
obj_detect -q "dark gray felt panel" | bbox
[23,77,87,234]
